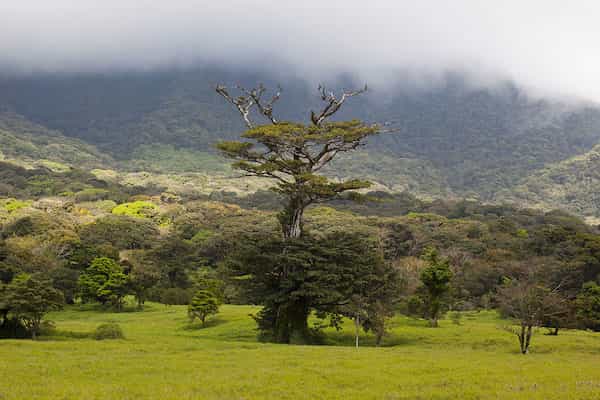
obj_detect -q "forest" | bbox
[3,83,600,350]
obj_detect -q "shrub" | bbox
[74,188,109,202]
[3,198,30,213]
[112,201,158,219]
[2,216,35,237]
[93,323,124,340]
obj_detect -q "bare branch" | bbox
[239,83,282,125]
[310,84,368,126]
[216,83,282,127]
[215,84,255,128]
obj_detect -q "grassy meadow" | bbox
[2,304,600,399]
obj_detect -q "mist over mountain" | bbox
[3,2,600,218]
[4,1,600,103]
[2,67,600,219]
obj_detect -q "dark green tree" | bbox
[216,84,379,239]
[78,257,129,310]
[0,262,19,284]
[150,236,197,288]
[226,231,400,344]
[48,267,79,304]
[79,215,158,250]
[188,290,220,326]
[417,248,453,327]
[575,282,600,331]
[128,263,160,310]
[1,274,63,339]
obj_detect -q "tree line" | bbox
[2,82,600,354]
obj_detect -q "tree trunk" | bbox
[518,325,526,354]
[429,301,440,328]
[519,324,533,354]
[355,314,360,349]
[274,299,310,344]
[0,310,7,328]
[280,198,305,240]
[31,319,40,340]
[524,325,533,353]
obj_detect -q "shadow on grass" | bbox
[38,329,93,341]
[181,317,228,330]
[71,303,145,313]
[324,331,421,347]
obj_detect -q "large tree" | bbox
[78,257,129,310]
[215,84,379,239]
[1,274,63,339]
[226,231,399,344]
[575,281,600,331]
[417,248,453,327]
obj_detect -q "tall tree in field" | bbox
[418,248,453,327]
[226,231,399,344]
[216,84,379,239]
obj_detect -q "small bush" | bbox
[93,323,124,340]
[112,201,158,219]
[74,188,109,202]
[3,198,30,213]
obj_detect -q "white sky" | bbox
[2,0,600,100]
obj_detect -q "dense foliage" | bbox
[188,290,220,325]
[225,231,401,343]
[0,273,63,338]
[1,135,600,349]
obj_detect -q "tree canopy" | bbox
[216,84,379,239]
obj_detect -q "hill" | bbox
[504,144,600,221]
[2,69,600,215]
[0,111,112,171]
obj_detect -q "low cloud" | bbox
[1,1,600,100]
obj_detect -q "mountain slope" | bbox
[0,111,113,170]
[505,144,600,220]
[2,69,600,215]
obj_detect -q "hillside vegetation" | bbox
[0,111,111,170]
[2,70,600,216]
[505,144,600,222]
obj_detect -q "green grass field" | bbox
[2,304,600,399]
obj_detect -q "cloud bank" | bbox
[2,0,600,100]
